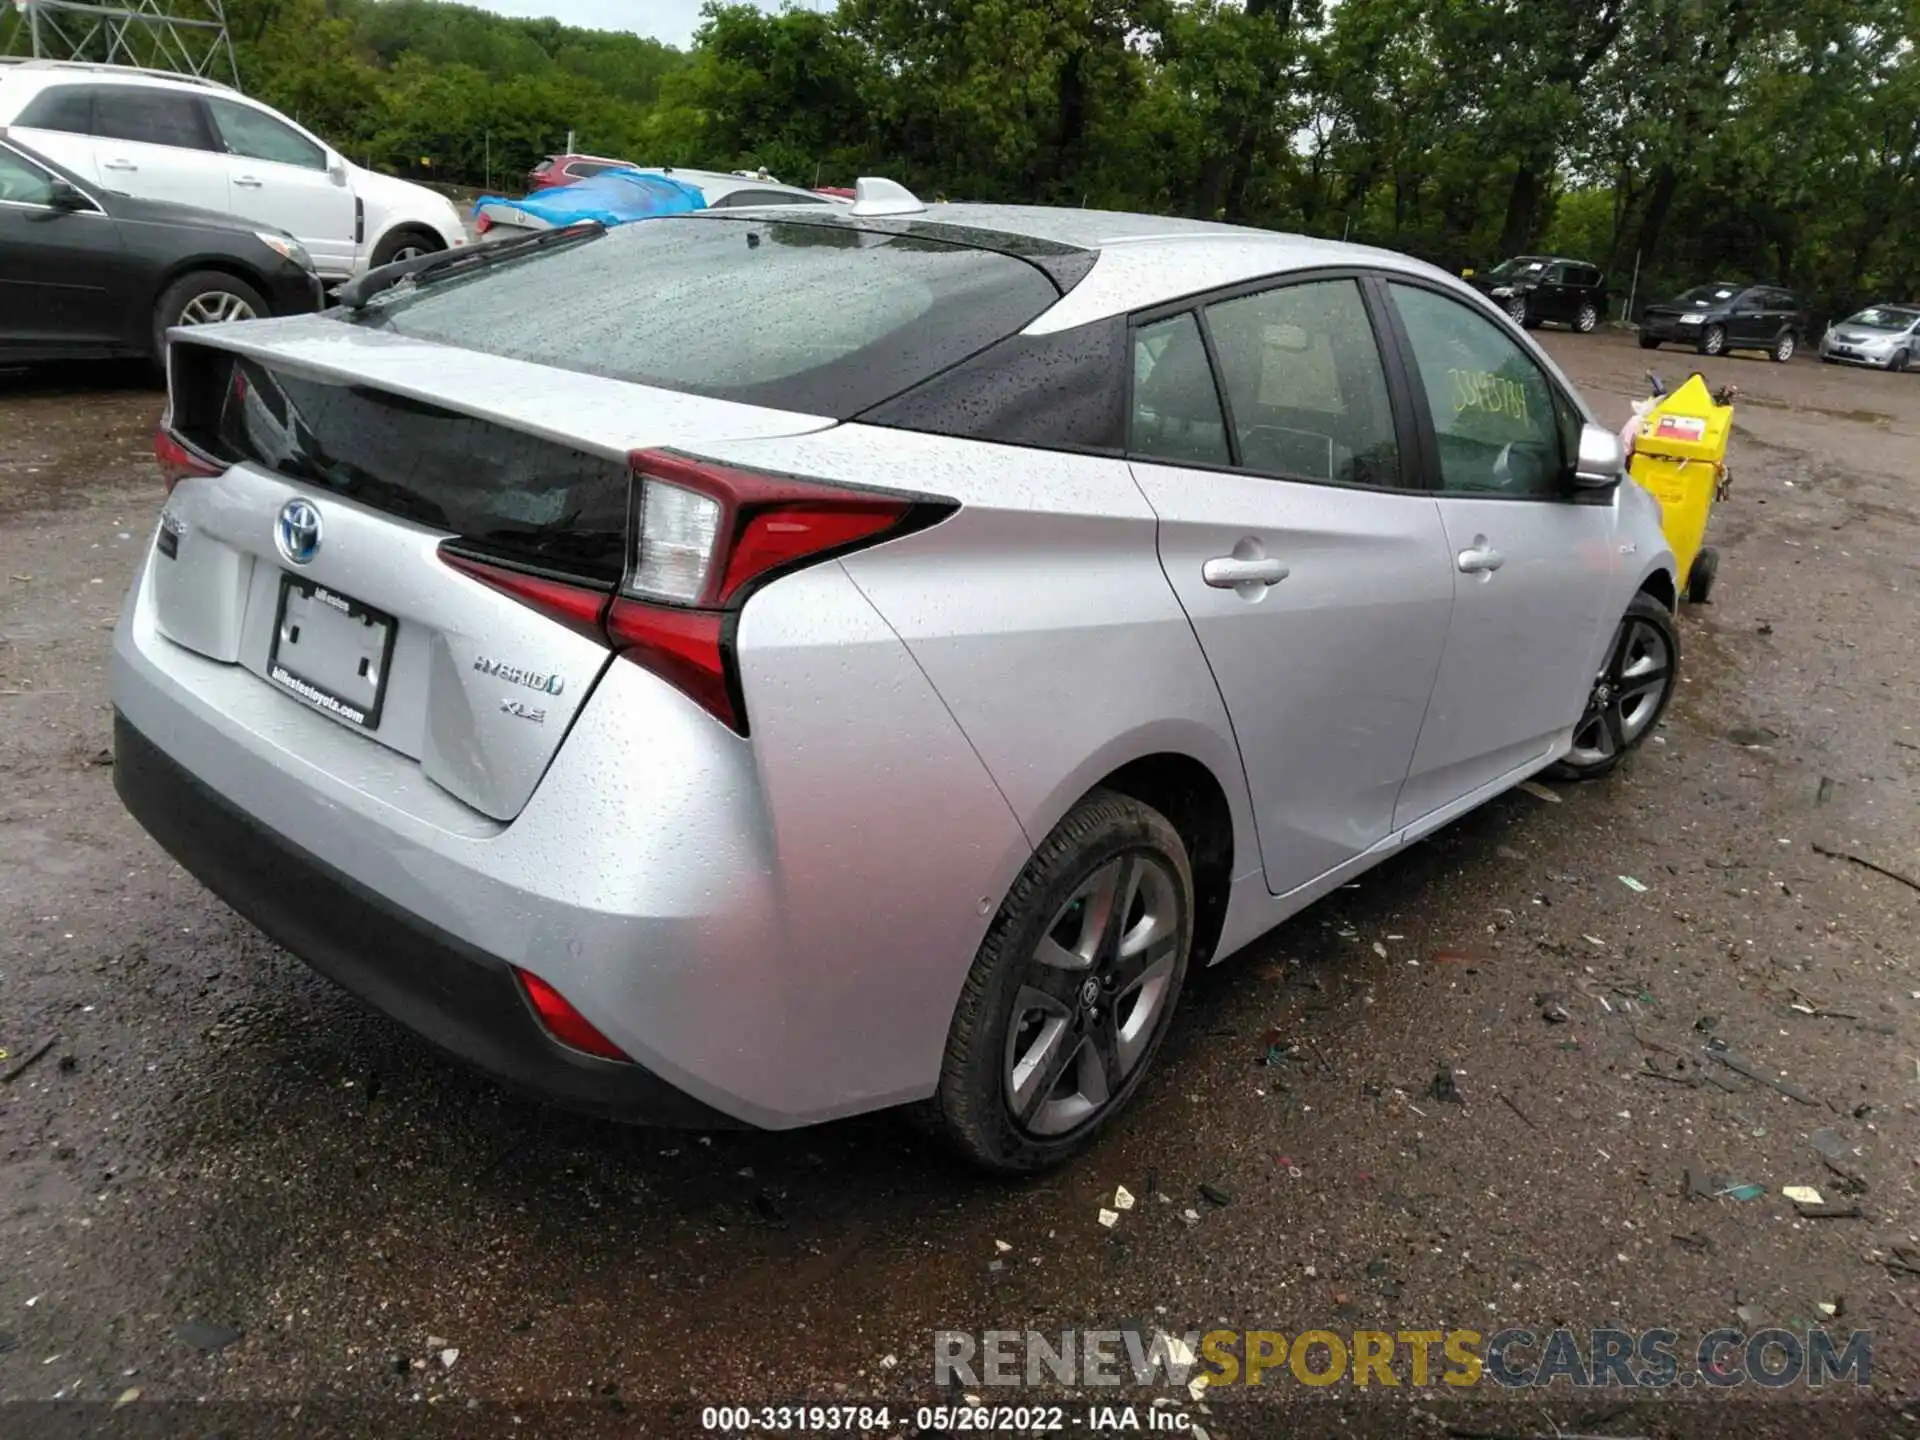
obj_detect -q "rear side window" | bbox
[352,216,1063,418]
[17,84,94,135]
[1130,313,1228,467]
[94,87,215,151]
[208,98,325,170]
[1204,279,1400,487]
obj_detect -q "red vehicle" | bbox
[525,153,637,192]
[814,186,856,199]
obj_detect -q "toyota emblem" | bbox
[276,497,322,565]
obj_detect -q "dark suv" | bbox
[1467,255,1608,332]
[1640,282,1803,362]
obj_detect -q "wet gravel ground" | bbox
[2,335,1919,1438]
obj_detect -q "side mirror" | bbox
[327,155,348,187]
[47,179,91,211]
[1570,422,1624,493]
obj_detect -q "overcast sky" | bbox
[468,0,835,50]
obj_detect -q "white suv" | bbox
[0,60,465,282]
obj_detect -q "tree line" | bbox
[13,0,1918,322]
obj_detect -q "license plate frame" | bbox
[267,574,397,731]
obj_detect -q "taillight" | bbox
[513,967,631,1062]
[474,212,493,235]
[438,452,951,734]
[153,423,222,495]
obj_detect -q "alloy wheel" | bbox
[1567,616,1673,769]
[177,291,257,327]
[1506,296,1528,324]
[1003,851,1181,1137]
[1576,303,1598,333]
[389,243,431,263]
[1702,325,1725,356]
[1775,334,1795,362]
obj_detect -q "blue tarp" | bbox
[473,171,708,228]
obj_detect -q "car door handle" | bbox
[1457,543,1505,574]
[234,174,263,188]
[101,158,137,171]
[1203,556,1290,588]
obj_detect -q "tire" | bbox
[1575,302,1599,334]
[1686,547,1719,605]
[370,227,444,268]
[150,270,268,362]
[1505,295,1529,327]
[1638,333,1661,350]
[1892,350,1910,374]
[932,789,1194,1173]
[1546,593,1680,782]
[1699,324,1726,357]
[1770,331,1795,363]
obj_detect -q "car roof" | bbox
[0,58,236,94]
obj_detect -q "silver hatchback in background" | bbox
[116,181,1678,1172]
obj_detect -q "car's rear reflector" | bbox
[513,966,631,1062]
[153,423,223,495]
[605,598,735,730]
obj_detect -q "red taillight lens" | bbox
[440,454,950,735]
[604,599,735,730]
[153,424,222,495]
[437,548,610,644]
[626,448,916,609]
[474,212,492,235]
[513,967,631,1062]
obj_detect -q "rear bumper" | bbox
[114,711,740,1127]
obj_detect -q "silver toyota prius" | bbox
[114,181,1679,1172]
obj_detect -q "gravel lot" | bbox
[2,333,1918,1437]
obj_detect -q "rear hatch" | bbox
[158,331,835,820]
[150,210,1074,821]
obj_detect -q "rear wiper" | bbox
[337,221,606,312]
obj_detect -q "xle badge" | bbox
[501,699,546,724]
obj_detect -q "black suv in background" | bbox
[1639,282,1804,362]
[1465,255,1608,332]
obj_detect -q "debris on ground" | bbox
[993,1239,1012,1254]
[1,1036,55,1085]
[1198,1183,1232,1207]
[1517,781,1560,804]
[1703,1046,1821,1105]
[439,1348,459,1369]
[1810,839,1920,895]
[1618,875,1649,893]
[1781,1185,1824,1206]
[1797,1202,1866,1220]
[1097,1207,1119,1228]
[1113,1185,1135,1211]
[1180,1208,1201,1226]
[1720,1182,1765,1201]
[176,1321,242,1351]
[1428,1065,1464,1104]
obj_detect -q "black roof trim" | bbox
[681,210,1098,294]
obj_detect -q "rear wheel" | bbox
[1699,324,1727,357]
[1770,331,1796,363]
[933,790,1193,1173]
[1686,547,1720,604]
[1638,332,1661,350]
[1505,295,1530,327]
[1547,593,1680,781]
[151,271,266,362]
[1575,302,1600,333]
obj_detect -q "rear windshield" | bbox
[346,215,1063,418]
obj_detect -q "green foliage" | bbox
[11,0,1916,318]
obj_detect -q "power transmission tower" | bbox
[0,0,240,86]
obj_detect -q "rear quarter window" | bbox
[351,215,1064,418]
[16,84,95,134]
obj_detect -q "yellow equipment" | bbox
[1626,372,1734,604]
